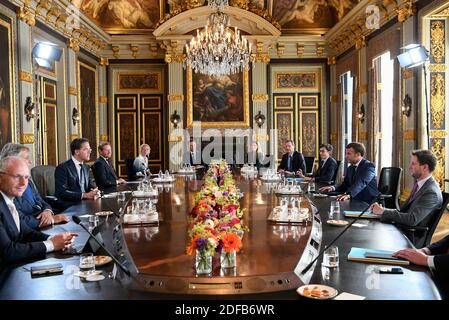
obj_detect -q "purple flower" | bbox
[223,191,229,196]
[196,238,208,250]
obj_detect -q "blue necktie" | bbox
[79,164,86,193]
[24,184,33,199]
[288,155,292,172]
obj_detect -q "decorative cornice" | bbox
[355,36,366,50]
[68,86,77,96]
[327,56,336,65]
[112,46,120,59]
[99,96,108,103]
[20,133,34,144]
[130,45,139,58]
[100,134,109,142]
[252,53,270,64]
[67,38,80,53]
[168,94,184,102]
[276,43,285,57]
[17,6,35,26]
[18,70,33,83]
[100,57,109,66]
[165,53,185,64]
[404,129,416,140]
[430,130,448,139]
[396,1,416,23]
[297,44,305,58]
[252,94,269,102]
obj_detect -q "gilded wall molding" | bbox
[330,133,337,141]
[254,134,269,141]
[99,96,108,103]
[165,53,185,63]
[67,38,80,53]
[429,64,447,72]
[430,73,445,129]
[330,95,338,103]
[252,94,268,102]
[252,53,270,64]
[431,139,445,189]
[17,6,35,26]
[100,134,109,142]
[18,70,33,83]
[430,20,445,64]
[168,135,183,142]
[168,94,184,102]
[327,56,336,65]
[20,134,35,144]
[68,86,77,96]
[359,131,368,140]
[404,129,416,140]
[430,130,448,138]
[100,57,109,66]
[70,134,79,141]
[359,84,368,94]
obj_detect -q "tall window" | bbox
[373,51,394,170]
[340,71,354,161]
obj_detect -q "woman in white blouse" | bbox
[133,144,151,175]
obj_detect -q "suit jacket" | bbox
[381,176,442,246]
[314,157,338,182]
[54,159,96,210]
[278,151,306,174]
[14,180,52,230]
[427,235,449,299]
[92,157,117,191]
[0,195,48,266]
[335,158,379,204]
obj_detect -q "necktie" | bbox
[288,155,292,172]
[351,166,357,184]
[191,152,195,164]
[79,164,86,193]
[7,202,20,232]
[409,182,419,201]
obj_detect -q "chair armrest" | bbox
[45,196,58,201]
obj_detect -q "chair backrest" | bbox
[125,158,136,181]
[304,156,315,175]
[378,167,403,210]
[331,160,342,184]
[30,165,56,197]
[423,192,449,247]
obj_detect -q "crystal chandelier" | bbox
[184,0,253,76]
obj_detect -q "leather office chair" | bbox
[125,158,137,181]
[304,156,315,176]
[30,165,63,213]
[326,160,342,185]
[378,167,403,210]
[396,192,449,248]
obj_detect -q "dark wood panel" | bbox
[79,62,97,159]
[44,104,57,166]
[117,112,137,162]
[142,112,161,163]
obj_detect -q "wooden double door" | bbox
[115,94,165,178]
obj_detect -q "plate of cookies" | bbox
[297,284,338,300]
[326,219,349,227]
[94,255,113,266]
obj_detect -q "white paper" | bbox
[334,292,366,300]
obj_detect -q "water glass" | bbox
[322,246,339,268]
[117,192,126,202]
[126,206,133,215]
[329,201,341,219]
[88,215,99,229]
[308,182,316,193]
[79,253,95,274]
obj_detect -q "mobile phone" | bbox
[378,267,403,274]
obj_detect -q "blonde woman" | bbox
[133,144,151,175]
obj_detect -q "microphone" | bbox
[300,186,388,275]
[72,215,131,276]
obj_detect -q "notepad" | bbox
[347,247,410,266]
[286,177,304,182]
[344,211,380,219]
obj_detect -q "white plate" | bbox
[86,274,105,282]
[313,193,329,198]
[326,220,349,227]
[95,255,113,266]
[297,284,338,300]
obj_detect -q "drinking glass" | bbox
[79,253,95,274]
[117,192,126,202]
[88,215,99,229]
[322,246,339,268]
[329,201,341,219]
[308,182,316,193]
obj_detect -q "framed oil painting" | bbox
[186,68,250,128]
[0,12,15,150]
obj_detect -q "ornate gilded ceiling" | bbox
[71,0,360,35]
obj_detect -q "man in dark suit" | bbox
[91,142,126,191]
[278,139,306,176]
[0,143,69,229]
[393,234,449,298]
[55,138,99,210]
[0,156,76,265]
[320,142,378,204]
[371,150,443,246]
[298,143,338,182]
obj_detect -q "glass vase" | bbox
[220,249,236,269]
[195,249,212,275]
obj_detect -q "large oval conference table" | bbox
[0,171,442,300]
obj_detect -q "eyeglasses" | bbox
[0,171,31,181]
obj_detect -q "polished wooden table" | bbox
[0,173,441,299]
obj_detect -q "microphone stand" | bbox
[72,216,131,276]
[300,197,379,275]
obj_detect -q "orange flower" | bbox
[186,235,199,255]
[221,232,242,253]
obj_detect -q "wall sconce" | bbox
[24,96,35,122]
[254,110,266,128]
[402,94,412,117]
[170,110,181,128]
[72,107,80,126]
[357,104,365,123]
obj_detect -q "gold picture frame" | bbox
[0,12,16,149]
[274,95,294,109]
[186,68,250,128]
